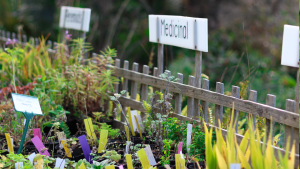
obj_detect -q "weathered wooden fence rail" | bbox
[0,30,299,167]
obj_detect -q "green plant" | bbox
[0,153,33,168]
[188,124,205,161]
[94,123,120,140]
[160,139,173,165]
[102,150,121,162]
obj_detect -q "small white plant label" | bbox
[136,114,144,132]
[15,162,23,169]
[125,141,131,154]
[230,164,241,169]
[59,6,91,32]
[57,132,66,149]
[130,110,138,133]
[281,24,299,68]
[27,152,36,164]
[55,158,65,169]
[144,146,156,165]
[186,123,192,152]
[11,93,43,115]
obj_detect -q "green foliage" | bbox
[0,153,33,168]
[160,139,173,165]
[102,150,121,162]
[94,123,120,140]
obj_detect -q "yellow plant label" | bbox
[84,118,96,140]
[98,130,108,153]
[105,165,115,169]
[127,107,135,136]
[126,154,133,169]
[61,140,72,158]
[137,149,151,169]
[175,154,185,169]
[125,126,130,141]
[5,133,13,153]
[134,115,143,139]
[78,162,86,169]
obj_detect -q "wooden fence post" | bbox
[231,86,240,132]
[6,32,10,40]
[202,79,209,122]
[158,44,164,75]
[266,94,276,140]
[194,51,202,120]
[12,32,16,40]
[130,62,139,100]
[22,35,27,47]
[114,59,121,93]
[187,76,195,118]
[121,60,129,122]
[248,90,257,130]
[215,82,224,127]
[175,73,183,115]
[284,99,297,153]
[141,65,149,102]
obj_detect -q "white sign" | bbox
[149,15,208,52]
[186,123,192,152]
[55,158,66,169]
[59,6,91,32]
[281,24,299,68]
[11,93,43,115]
[230,164,241,169]
[27,153,36,164]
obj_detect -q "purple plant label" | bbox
[78,135,93,163]
[31,136,50,156]
[178,142,183,154]
[33,128,42,141]
[144,146,156,165]
[119,165,124,169]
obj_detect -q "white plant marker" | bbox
[130,110,138,132]
[136,114,144,132]
[55,158,66,169]
[27,152,36,164]
[144,146,156,165]
[280,24,299,113]
[125,141,131,155]
[14,162,23,169]
[57,132,66,149]
[230,164,241,169]
[186,123,193,153]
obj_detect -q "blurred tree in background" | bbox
[0,0,298,109]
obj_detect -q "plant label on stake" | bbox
[125,154,133,169]
[119,165,124,169]
[78,135,93,163]
[11,93,43,154]
[27,153,36,164]
[230,164,241,169]
[175,154,185,169]
[125,141,131,154]
[5,133,13,153]
[178,142,183,154]
[136,114,144,132]
[127,107,135,136]
[125,125,130,141]
[98,130,108,153]
[106,165,115,169]
[33,128,42,141]
[144,146,156,165]
[31,136,50,156]
[137,148,151,169]
[187,123,192,153]
[134,115,143,138]
[55,158,65,169]
[14,162,23,169]
[61,140,72,158]
[84,118,96,141]
[79,162,86,169]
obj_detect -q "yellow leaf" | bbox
[215,146,228,169]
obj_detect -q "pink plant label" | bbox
[119,165,124,169]
[31,136,50,156]
[178,142,183,154]
[33,128,42,141]
[78,135,93,163]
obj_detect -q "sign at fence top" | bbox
[11,93,43,115]
[59,6,91,32]
[281,24,299,68]
[149,15,208,52]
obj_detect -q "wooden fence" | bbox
[0,30,299,167]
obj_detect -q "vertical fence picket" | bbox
[153,67,160,106]
[284,99,296,151]
[6,32,10,40]
[30,37,34,46]
[12,33,16,40]
[141,65,149,102]
[202,79,209,122]
[215,82,224,127]
[47,40,52,49]
[187,76,195,118]
[35,38,39,47]
[17,33,21,46]
[121,60,129,122]
[175,73,183,115]
[266,94,276,140]
[114,59,120,93]
[131,63,139,100]
[22,35,27,47]
[248,90,257,130]
[165,70,171,94]
[231,86,240,132]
